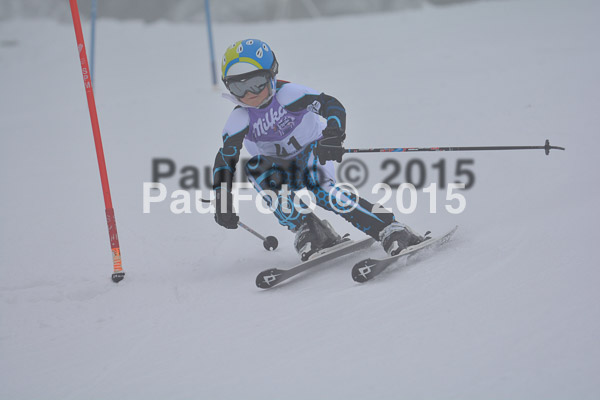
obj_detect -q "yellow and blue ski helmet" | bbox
[221,39,278,80]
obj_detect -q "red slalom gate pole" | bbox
[69,0,124,283]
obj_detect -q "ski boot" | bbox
[294,213,347,261]
[379,222,426,256]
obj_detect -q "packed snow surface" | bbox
[1,0,599,398]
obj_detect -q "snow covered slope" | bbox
[1,0,599,398]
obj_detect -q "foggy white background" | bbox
[1,0,503,22]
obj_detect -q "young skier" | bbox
[213,38,425,260]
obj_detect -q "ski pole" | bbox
[344,139,565,155]
[238,221,279,251]
[69,0,124,283]
[200,198,278,251]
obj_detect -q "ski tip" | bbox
[448,225,459,236]
[351,259,377,283]
[256,268,285,289]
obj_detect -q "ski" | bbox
[351,226,458,283]
[256,237,376,289]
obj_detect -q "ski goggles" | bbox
[224,71,272,98]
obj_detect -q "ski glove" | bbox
[214,190,239,229]
[315,124,346,165]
